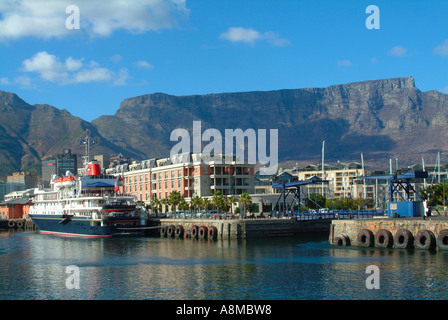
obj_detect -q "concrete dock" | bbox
[329,216,448,250]
[156,217,332,239]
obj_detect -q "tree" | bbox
[201,197,211,214]
[179,199,189,213]
[150,198,161,214]
[212,190,225,212]
[226,195,237,215]
[421,183,448,207]
[239,192,252,219]
[168,190,181,213]
[161,198,170,213]
[305,193,326,210]
[190,195,202,214]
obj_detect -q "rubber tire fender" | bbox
[437,229,448,250]
[174,225,184,238]
[207,226,218,240]
[334,234,351,246]
[415,230,436,250]
[167,225,176,238]
[374,229,394,248]
[190,225,199,239]
[393,229,414,249]
[198,226,208,240]
[160,225,168,238]
[357,229,374,247]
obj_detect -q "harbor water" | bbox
[1,230,448,300]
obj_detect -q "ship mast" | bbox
[81,130,98,168]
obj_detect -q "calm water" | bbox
[1,230,448,300]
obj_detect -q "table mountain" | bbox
[93,76,448,169]
[1,76,447,178]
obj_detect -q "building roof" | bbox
[0,198,30,206]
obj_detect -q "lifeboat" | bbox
[53,176,64,190]
[62,175,76,187]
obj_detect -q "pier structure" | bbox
[270,176,329,217]
[329,170,448,250]
[330,217,448,251]
[155,217,331,240]
[357,171,428,217]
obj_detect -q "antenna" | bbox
[80,130,99,168]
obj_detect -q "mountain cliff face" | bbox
[0,92,140,177]
[93,76,448,168]
[1,76,447,178]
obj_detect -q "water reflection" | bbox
[1,231,448,299]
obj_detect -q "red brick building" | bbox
[0,199,32,220]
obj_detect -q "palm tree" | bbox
[212,190,224,212]
[226,195,237,215]
[168,190,181,214]
[179,199,189,215]
[150,198,161,214]
[190,195,202,214]
[161,198,170,213]
[239,192,252,219]
[201,197,211,214]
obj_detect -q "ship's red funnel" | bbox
[86,161,101,176]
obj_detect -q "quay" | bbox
[330,216,448,251]
[154,217,332,240]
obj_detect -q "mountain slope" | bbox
[1,76,447,178]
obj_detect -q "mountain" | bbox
[1,76,448,178]
[93,76,448,168]
[0,91,141,178]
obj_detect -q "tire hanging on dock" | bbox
[393,229,414,249]
[190,225,199,239]
[207,226,218,241]
[7,220,15,228]
[198,226,208,240]
[374,229,394,248]
[167,225,176,238]
[174,225,184,238]
[437,230,448,250]
[357,229,374,247]
[160,225,168,238]
[415,230,436,250]
[334,234,350,246]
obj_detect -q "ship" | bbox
[29,160,148,238]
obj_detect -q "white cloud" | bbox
[0,0,190,41]
[388,46,408,57]
[220,27,289,46]
[0,77,11,85]
[135,60,154,70]
[434,40,448,56]
[337,60,352,67]
[21,51,127,86]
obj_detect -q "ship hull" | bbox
[30,214,113,238]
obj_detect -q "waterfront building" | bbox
[106,153,255,205]
[294,162,364,198]
[41,159,56,187]
[0,198,32,220]
[56,149,77,177]
[7,172,38,190]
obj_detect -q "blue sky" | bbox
[0,0,447,122]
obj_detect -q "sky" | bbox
[0,0,447,122]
